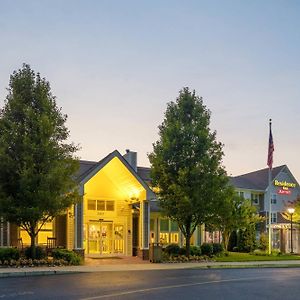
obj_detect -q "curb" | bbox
[1,262,300,278]
[0,270,82,278]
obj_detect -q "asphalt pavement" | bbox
[1,267,300,299]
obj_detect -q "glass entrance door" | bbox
[88,222,113,254]
[114,224,124,253]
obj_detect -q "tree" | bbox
[0,64,79,257]
[149,87,229,256]
[281,195,300,223]
[209,189,262,250]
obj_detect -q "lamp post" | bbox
[287,207,295,254]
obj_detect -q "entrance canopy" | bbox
[85,156,146,201]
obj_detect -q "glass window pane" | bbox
[88,200,96,210]
[97,200,105,211]
[160,219,169,231]
[150,219,154,231]
[170,221,178,232]
[106,201,114,211]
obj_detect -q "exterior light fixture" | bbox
[287,207,295,254]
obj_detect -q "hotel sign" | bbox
[274,180,296,195]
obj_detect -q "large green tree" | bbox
[149,87,229,256]
[209,189,262,250]
[0,64,79,257]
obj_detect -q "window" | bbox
[150,219,155,231]
[97,200,105,211]
[236,191,244,198]
[88,199,115,211]
[251,193,259,205]
[170,221,179,232]
[106,201,114,211]
[271,194,277,204]
[160,219,169,232]
[271,212,277,223]
[88,200,96,210]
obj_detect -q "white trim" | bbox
[74,204,77,249]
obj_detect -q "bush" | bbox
[52,249,82,265]
[190,246,201,256]
[271,249,281,256]
[165,244,180,256]
[237,227,256,252]
[201,243,213,257]
[178,247,186,256]
[258,233,268,251]
[212,243,224,255]
[0,248,20,261]
[24,246,46,259]
[252,249,268,256]
[228,231,238,251]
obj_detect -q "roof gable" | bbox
[230,165,286,191]
[78,150,154,197]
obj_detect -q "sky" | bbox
[0,0,299,180]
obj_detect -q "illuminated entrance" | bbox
[86,221,124,255]
[77,151,153,257]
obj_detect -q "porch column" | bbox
[139,200,150,258]
[74,197,84,251]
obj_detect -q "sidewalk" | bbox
[1,257,300,278]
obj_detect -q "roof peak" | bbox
[233,165,286,178]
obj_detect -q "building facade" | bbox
[0,150,299,256]
[230,165,300,253]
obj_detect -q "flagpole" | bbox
[268,119,272,254]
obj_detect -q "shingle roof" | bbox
[137,167,151,183]
[229,165,286,191]
[77,160,97,179]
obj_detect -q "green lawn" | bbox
[215,252,300,262]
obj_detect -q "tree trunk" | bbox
[185,234,191,258]
[30,232,36,259]
[222,231,229,250]
[185,221,192,257]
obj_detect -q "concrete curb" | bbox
[0,269,82,278]
[1,261,300,278]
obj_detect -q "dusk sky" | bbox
[1,1,299,180]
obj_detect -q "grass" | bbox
[215,252,300,262]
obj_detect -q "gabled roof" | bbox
[77,150,154,197]
[229,165,286,191]
[137,167,151,183]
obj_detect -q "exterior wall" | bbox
[149,212,202,248]
[265,169,300,213]
[67,207,75,250]
[235,167,300,252]
[83,194,136,256]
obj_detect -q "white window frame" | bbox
[251,193,259,205]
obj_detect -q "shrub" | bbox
[52,249,82,265]
[200,243,213,257]
[0,248,20,261]
[190,246,201,256]
[258,233,268,251]
[212,243,224,255]
[228,231,238,251]
[178,247,186,256]
[237,227,256,252]
[252,249,268,256]
[24,246,46,259]
[165,244,180,256]
[271,249,281,256]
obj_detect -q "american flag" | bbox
[267,122,274,169]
